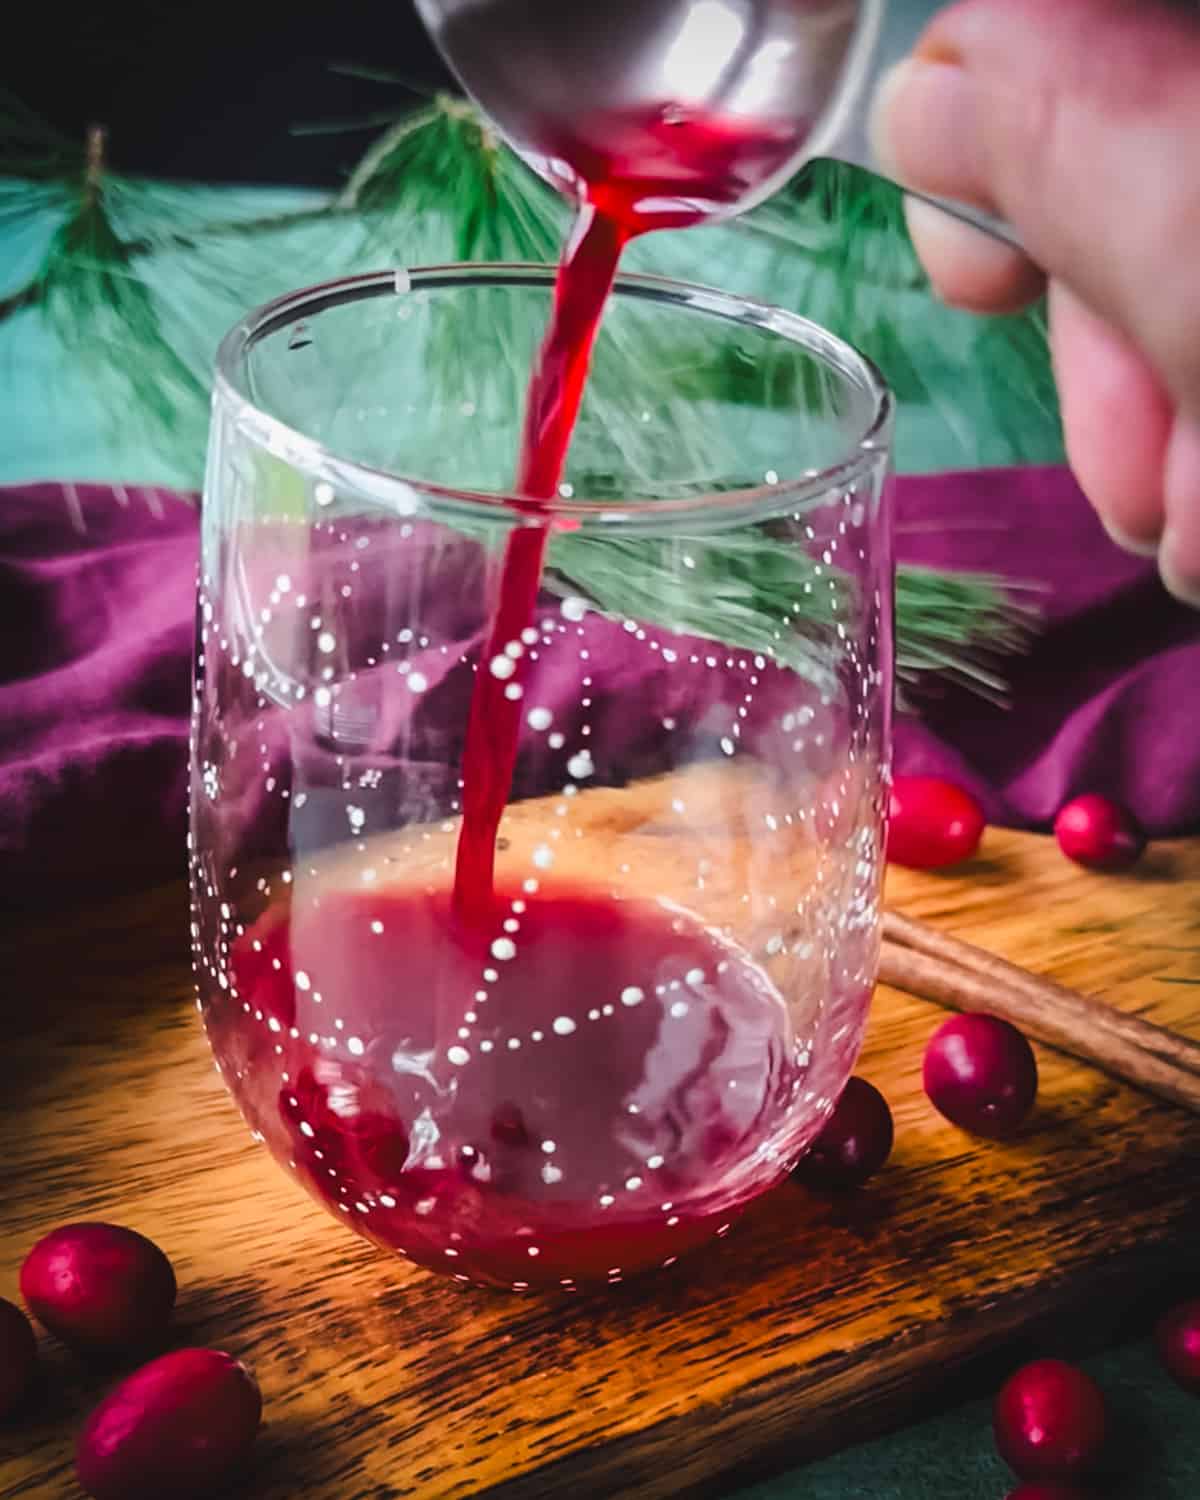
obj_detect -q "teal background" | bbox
[0,180,1065,490]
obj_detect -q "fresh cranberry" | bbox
[0,1296,37,1416]
[1054,795,1145,872]
[1155,1298,1200,1394]
[887,776,985,869]
[994,1359,1108,1481]
[75,1348,261,1500]
[793,1077,894,1188]
[923,1014,1038,1139]
[20,1223,176,1358]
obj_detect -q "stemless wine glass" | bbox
[191,265,893,1291]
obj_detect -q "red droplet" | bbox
[1155,1298,1200,1394]
[923,1013,1038,1140]
[994,1359,1108,1481]
[1054,794,1145,872]
[793,1077,893,1188]
[887,776,985,870]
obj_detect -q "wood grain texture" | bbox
[2,798,1199,1500]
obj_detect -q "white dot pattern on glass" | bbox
[191,454,885,1290]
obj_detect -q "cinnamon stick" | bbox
[883,909,1200,1079]
[878,923,1200,1115]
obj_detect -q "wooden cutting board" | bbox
[2,776,1199,1500]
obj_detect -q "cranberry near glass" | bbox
[191,266,893,1289]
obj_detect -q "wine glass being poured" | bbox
[187,1,906,1297]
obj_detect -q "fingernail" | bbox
[868,58,980,198]
[1100,517,1161,560]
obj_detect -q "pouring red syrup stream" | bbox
[453,110,798,925]
[451,205,630,925]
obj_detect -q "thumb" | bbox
[869,0,1200,416]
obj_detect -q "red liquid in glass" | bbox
[232,883,795,1287]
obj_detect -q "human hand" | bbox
[868,0,1200,606]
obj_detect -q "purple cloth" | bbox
[2,471,1197,908]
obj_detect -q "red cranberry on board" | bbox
[20,1223,176,1358]
[1006,1485,1090,1500]
[793,1077,894,1188]
[1155,1299,1200,1394]
[0,1296,38,1416]
[923,1014,1038,1139]
[75,1348,261,1500]
[994,1359,1108,1481]
[887,776,986,870]
[1053,795,1145,872]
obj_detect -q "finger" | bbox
[1161,417,1200,607]
[903,196,1045,314]
[870,0,1200,416]
[1048,281,1172,554]
[870,58,989,210]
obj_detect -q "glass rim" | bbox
[214,262,893,530]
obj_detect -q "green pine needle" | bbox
[732,162,1065,472]
[29,136,208,461]
[340,96,565,264]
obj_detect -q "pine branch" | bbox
[0,201,353,328]
[0,90,1050,692]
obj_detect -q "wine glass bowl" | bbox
[191,265,893,1289]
